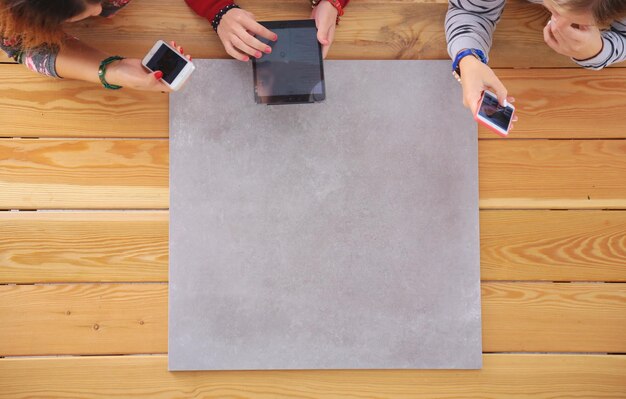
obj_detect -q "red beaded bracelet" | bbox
[326,0,344,17]
[311,0,344,24]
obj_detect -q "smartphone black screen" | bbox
[146,44,187,84]
[478,92,514,131]
[253,20,325,104]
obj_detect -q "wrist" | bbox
[574,38,604,62]
[212,3,240,32]
[459,54,482,72]
[98,56,125,89]
[452,48,486,83]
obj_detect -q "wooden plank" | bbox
[1,210,624,284]
[0,139,168,209]
[480,211,626,282]
[1,282,624,356]
[61,0,619,68]
[481,282,626,353]
[0,53,13,63]
[0,64,168,138]
[479,140,626,209]
[478,69,626,139]
[0,354,624,398]
[3,65,625,139]
[0,283,167,356]
[2,139,624,210]
[0,211,168,284]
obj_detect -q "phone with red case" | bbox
[474,90,515,137]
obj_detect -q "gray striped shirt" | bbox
[445,0,626,69]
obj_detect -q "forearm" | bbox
[54,38,109,82]
[445,0,505,60]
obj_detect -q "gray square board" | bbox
[169,60,481,371]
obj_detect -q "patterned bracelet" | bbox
[212,4,241,32]
[98,56,125,90]
[310,0,344,24]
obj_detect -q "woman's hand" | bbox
[217,8,277,61]
[543,20,603,60]
[107,41,191,92]
[311,0,339,58]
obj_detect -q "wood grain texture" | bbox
[2,139,624,209]
[480,211,626,282]
[1,210,624,284]
[0,354,625,399]
[481,282,626,353]
[0,139,168,209]
[2,65,624,139]
[1,282,624,356]
[479,140,626,209]
[61,0,617,68]
[0,211,168,284]
[0,283,167,356]
[478,69,626,139]
[0,65,168,138]
[0,65,626,139]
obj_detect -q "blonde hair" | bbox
[553,0,626,25]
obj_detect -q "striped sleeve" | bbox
[445,0,506,62]
[574,19,626,70]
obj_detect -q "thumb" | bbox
[317,27,329,46]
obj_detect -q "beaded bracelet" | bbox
[310,0,344,24]
[212,4,241,32]
[98,56,125,90]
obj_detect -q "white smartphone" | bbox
[474,90,515,137]
[142,40,195,91]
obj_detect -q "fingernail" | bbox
[243,57,250,62]
[273,34,278,41]
[180,47,184,53]
[189,56,193,61]
[265,47,271,53]
[255,51,262,58]
[155,71,163,80]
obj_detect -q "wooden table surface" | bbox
[1,0,625,397]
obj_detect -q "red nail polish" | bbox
[273,34,278,41]
[265,47,271,53]
[155,71,163,80]
[255,51,262,58]
[180,47,184,53]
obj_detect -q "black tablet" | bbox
[252,20,326,105]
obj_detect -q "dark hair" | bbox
[0,0,102,48]
[554,0,626,26]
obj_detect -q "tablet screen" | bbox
[253,20,325,104]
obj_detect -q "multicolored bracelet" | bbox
[310,0,344,24]
[98,56,125,90]
[212,3,241,32]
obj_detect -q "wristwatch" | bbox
[452,48,487,83]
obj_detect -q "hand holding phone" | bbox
[142,40,195,91]
[474,90,516,137]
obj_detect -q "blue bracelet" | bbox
[452,48,487,82]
